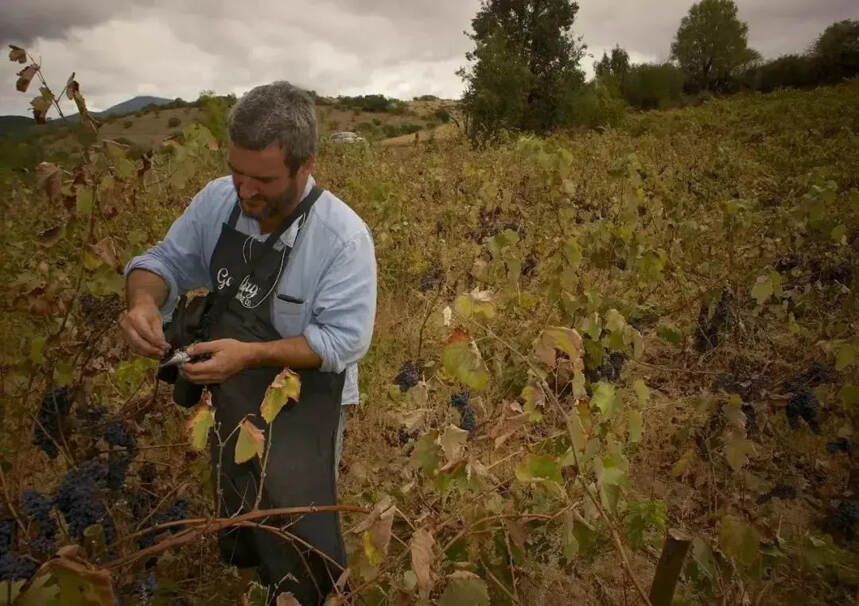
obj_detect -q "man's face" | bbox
[228,143,308,221]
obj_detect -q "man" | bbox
[120,81,377,604]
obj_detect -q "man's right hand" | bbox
[119,302,170,358]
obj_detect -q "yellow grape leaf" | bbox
[633,379,649,406]
[362,505,394,567]
[719,515,760,568]
[234,419,265,464]
[441,340,490,391]
[591,382,619,420]
[186,401,214,452]
[671,448,695,478]
[724,438,755,472]
[533,326,584,369]
[750,274,772,305]
[260,368,301,424]
[76,187,94,216]
[628,410,642,444]
[438,571,490,606]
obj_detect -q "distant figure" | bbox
[120,81,377,605]
[414,130,420,145]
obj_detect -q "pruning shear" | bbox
[158,347,210,369]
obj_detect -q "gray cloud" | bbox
[0,1,854,116]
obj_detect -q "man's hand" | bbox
[181,339,253,385]
[119,302,169,358]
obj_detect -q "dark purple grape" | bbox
[76,405,108,426]
[20,491,53,520]
[827,438,851,454]
[459,407,476,433]
[0,552,37,581]
[786,390,820,433]
[0,520,14,555]
[102,421,137,451]
[824,501,859,542]
[139,462,157,486]
[450,392,470,409]
[393,361,419,393]
[107,453,133,491]
[56,460,111,540]
[134,572,158,601]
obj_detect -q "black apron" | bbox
[205,187,347,605]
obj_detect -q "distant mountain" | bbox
[98,95,173,117]
[0,95,176,136]
[0,115,34,137]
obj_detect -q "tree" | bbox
[595,45,630,83]
[670,0,759,91]
[459,0,586,142]
[812,19,859,83]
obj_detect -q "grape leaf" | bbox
[591,382,619,420]
[16,64,37,93]
[9,45,27,64]
[235,419,264,464]
[187,401,214,452]
[76,187,94,216]
[633,379,649,406]
[628,410,642,443]
[840,385,859,408]
[440,424,469,462]
[719,514,760,568]
[362,505,394,566]
[724,438,755,472]
[412,431,440,476]
[438,571,490,606]
[442,340,490,391]
[515,454,562,484]
[260,368,301,424]
[750,274,773,305]
[30,336,46,364]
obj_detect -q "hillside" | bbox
[0,81,857,605]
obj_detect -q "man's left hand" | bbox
[181,339,253,384]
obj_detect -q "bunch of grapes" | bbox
[134,572,159,602]
[102,421,137,451]
[138,498,189,549]
[786,390,820,433]
[393,361,420,393]
[107,453,133,491]
[450,392,476,432]
[33,387,71,458]
[0,518,36,582]
[824,501,859,542]
[20,491,57,555]
[56,460,113,542]
[76,405,107,427]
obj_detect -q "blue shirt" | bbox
[124,175,377,405]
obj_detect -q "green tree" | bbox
[595,45,630,83]
[812,19,859,83]
[670,0,759,91]
[459,0,586,142]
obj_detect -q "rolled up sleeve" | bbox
[123,188,210,318]
[303,228,377,373]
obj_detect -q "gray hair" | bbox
[227,81,317,174]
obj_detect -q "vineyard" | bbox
[0,74,858,605]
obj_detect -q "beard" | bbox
[238,177,301,221]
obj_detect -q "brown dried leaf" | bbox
[89,237,121,271]
[410,527,435,598]
[65,72,79,99]
[9,45,27,63]
[36,162,62,204]
[276,593,302,606]
[16,64,38,93]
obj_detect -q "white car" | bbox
[329,131,366,144]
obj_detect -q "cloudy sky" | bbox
[0,0,854,116]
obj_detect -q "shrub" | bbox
[123,120,133,129]
[167,117,181,128]
[559,82,627,129]
[434,108,451,123]
[621,63,685,110]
